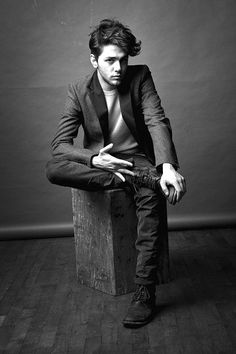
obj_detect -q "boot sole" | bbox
[122,314,154,328]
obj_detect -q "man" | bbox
[46,18,186,328]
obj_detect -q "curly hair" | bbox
[89,19,141,59]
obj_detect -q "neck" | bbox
[97,70,115,91]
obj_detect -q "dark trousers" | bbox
[46,153,168,285]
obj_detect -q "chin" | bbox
[111,79,122,86]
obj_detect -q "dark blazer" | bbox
[51,65,179,169]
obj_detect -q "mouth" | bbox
[112,76,121,79]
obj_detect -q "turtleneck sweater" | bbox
[103,88,139,154]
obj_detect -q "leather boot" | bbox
[126,167,175,203]
[122,284,156,328]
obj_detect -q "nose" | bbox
[114,61,121,73]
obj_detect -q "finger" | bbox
[114,158,133,168]
[114,171,125,182]
[117,169,135,176]
[168,186,176,204]
[177,177,186,193]
[175,188,183,203]
[99,143,113,154]
[178,175,186,193]
[172,191,178,205]
[179,181,185,194]
[174,178,186,201]
[160,179,169,196]
[182,178,187,193]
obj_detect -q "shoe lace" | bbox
[132,285,151,303]
[134,170,159,190]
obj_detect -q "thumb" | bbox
[99,143,113,154]
[160,179,169,196]
[114,171,125,182]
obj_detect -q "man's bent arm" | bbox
[140,66,179,169]
[51,84,96,167]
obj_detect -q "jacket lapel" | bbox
[87,71,109,144]
[118,79,139,144]
[87,68,139,146]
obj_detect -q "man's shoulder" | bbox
[69,70,94,92]
[124,65,152,86]
[126,64,150,76]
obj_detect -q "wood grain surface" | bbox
[0,228,235,353]
[72,188,169,295]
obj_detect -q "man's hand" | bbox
[160,163,186,205]
[91,143,134,182]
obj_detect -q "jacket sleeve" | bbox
[50,83,95,167]
[140,65,179,169]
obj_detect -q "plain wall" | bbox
[0,0,236,238]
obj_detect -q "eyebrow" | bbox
[105,55,128,60]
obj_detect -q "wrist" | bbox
[162,163,175,172]
[91,154,98,167]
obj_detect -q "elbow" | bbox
[45,158,69,187]
[45,159,63,185]
[45,161,57,184]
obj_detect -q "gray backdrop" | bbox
[1,0,236,239]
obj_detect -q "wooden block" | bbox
[72,188,138,295]
[71,188,170,295]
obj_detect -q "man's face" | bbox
[90,45,128,90]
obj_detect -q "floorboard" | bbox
[0,228,235,353]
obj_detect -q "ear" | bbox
[90,54,98,69]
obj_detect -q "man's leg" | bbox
[122,154,168,328]
[47,154,167,328]
[134,186,167,285]
[131,154,167,285]
[46,157,126,191]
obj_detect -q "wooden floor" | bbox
[0,228,235,354]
